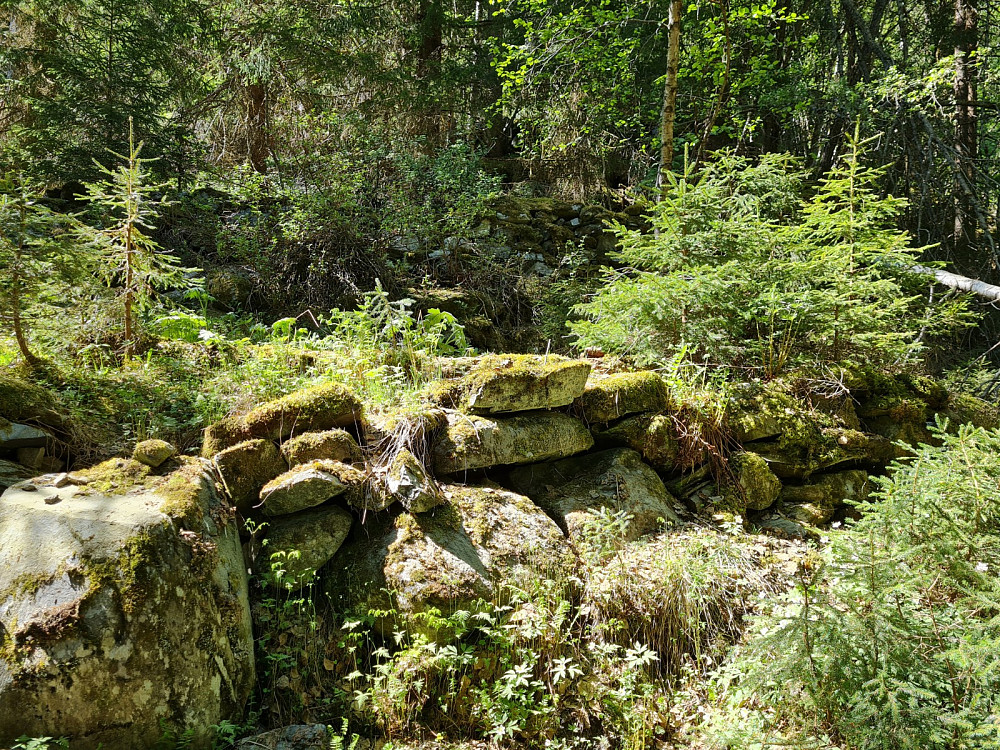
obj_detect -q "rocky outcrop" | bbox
[0,460,254,750]
[575,371,671,424]
[508,448,681,541]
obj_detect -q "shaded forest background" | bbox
[1,0,995,276]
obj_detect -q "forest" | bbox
[4,0,1000,748]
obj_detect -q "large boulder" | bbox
[202,382,363,455]
[460,354,591,414]
[508,448,681,541]
[0,420,48,450]
[0,459,254,749]
[326,484,576,635]
[259,506,353,586]
[432,410,594,474]
[574,371,670,424]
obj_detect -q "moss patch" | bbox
[724,452,782,513]
[575,371,671,424]
[460,354,591,413]
[281,429,362,466]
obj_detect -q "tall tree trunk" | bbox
[657,0,682,192]
[416,0,445,146]
[953,0,978,264]
[246,81,270,174]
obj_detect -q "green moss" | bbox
[157,458,210,525]
[202,381,363,454]
[74,457,152,494]
[724,452,781,512]
[945,392,1000,430]
[460,354,591,413]
[281,429,362,466]
[0,373,67,425]
[576,370,671,423]
[599,413,680,470]
[82,530,159,616]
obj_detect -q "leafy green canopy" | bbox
[571,141,975,376]
[709,421,1000,748]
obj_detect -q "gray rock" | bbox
[432,410,594,474]
[15,446,46,470]
[0,459,33,491]
[779,470,872,525]
[261,506,353,585]
[0,420,48,450]
[133,439,177,468]
[725,451,782,512]
[327,484,576,637]
[214,439,287,515]
[372,449,443,514]
[508,448,681,541]
[259,460,364,517]
[575,371,671,424]
[237,724,330,750]
[0,461,254,750]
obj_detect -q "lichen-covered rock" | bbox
[941,392,1000,431]
[508,448,681,541]
[281,429,362,466]
[133,439,177,468]
[0,461,254,750]
[460,354,591,414]
[432,410,594,474]
[595,413,682,470]
[780,469,871,506]
[370,449,443,514]
[727,386,804,443]
[575,371,671,424]
[326,484,576,636]
[752,428,894,479]
[259,461,363,517]
[213,439,287,515]
[724,452,782,512]
[202,382,363,455]
[260,506,353,585]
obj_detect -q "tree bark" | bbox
[657,0,682,192]
[246,81,270,174]
[953,0,978,262]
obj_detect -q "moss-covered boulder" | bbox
[595,413,682,470]
[259,460,364,517]
[281,429,362,466]
[941,392,1000,431]
[778,469,871,525]
[202,382,363,455]
[0,375,67,427]
[752,427,895,479]
[259,506,353,585]
[460,354,591,414]
[326,484,575,636]
[727,386,805,443]
[0,461,253,750]
[213,439,287,515]
[575,371,671,424]
[133,439,177,468]
[508,448,681,541]
[724,452,782,512]
[432,410,594,474]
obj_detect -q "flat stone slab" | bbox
[0,421,48,450]
[575,371,670,424]
[462,354,591,414]
[259,461,362,517]
[432,410,594,474]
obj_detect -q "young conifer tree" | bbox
[0,174,82,367]
[82,118,190,358]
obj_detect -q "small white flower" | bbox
[976,562,989,573]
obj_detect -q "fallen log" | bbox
[913,265,1000,303]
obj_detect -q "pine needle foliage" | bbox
[707,421,1000,749]
[571,138,974,376]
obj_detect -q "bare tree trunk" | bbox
[657,0,682,192]
[11,194,38,367]
[246,81,270,174]
[953,0,978,263]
